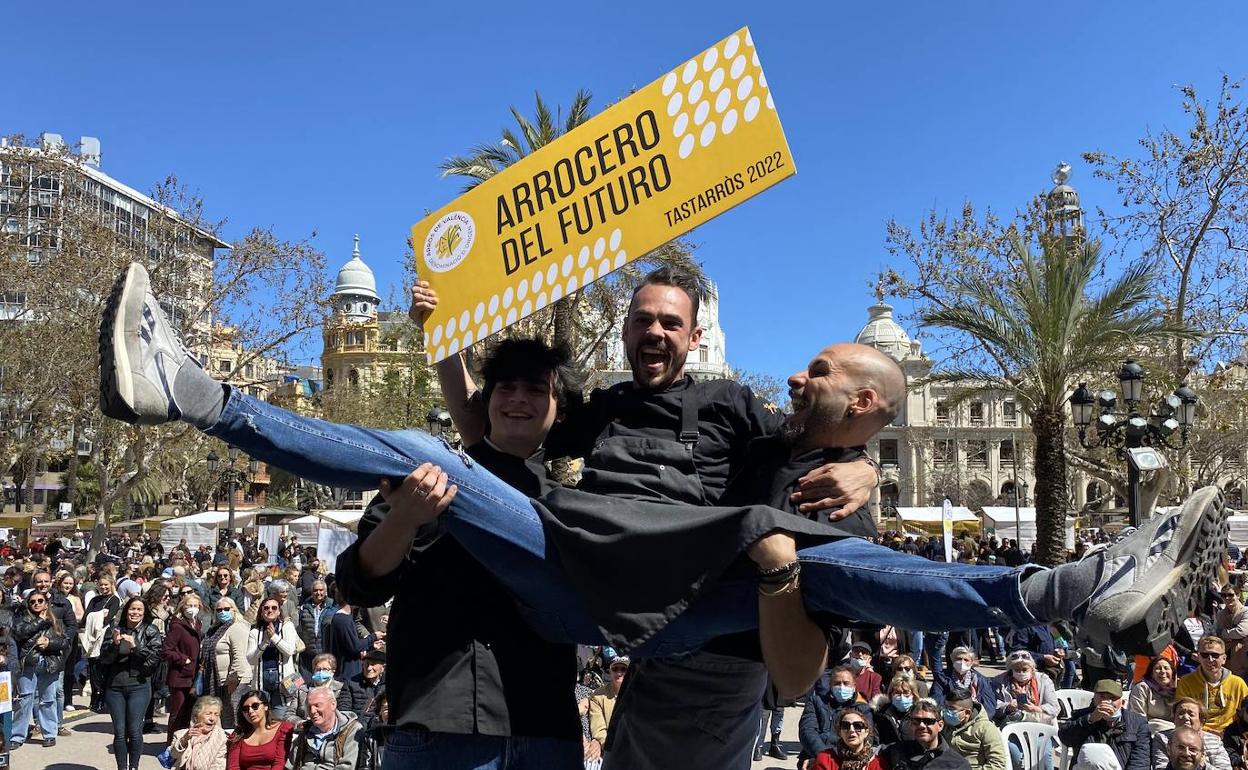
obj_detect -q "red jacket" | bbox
[163,616,202,688]
[813,747,890,770]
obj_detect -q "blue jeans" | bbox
[104,681,152,770]
[13,660,59,744]
[207,391,1036,654]
[382,729,582,770]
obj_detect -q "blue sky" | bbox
[10,2,1247,380]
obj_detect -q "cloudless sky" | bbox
[10,1,1248,380]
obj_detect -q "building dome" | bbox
[334,235,380,303]
[856,301,912,361]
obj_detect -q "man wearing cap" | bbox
[848,642,883,700]
[338,648,385,731]
[589,657,630,761]
[1059,679,1151,770]
[1176,636,1248,734]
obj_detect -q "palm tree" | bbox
[439,91,706,357]
[919,237,1197,565]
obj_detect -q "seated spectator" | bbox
[1168,726,1215,770]
[801,666,870,761]
[1059,679,1151,770]
[875,675,919,745]
[1217,586,1248,677]
[944,690,1007,770]
[880,698,972,770]
[287,686,361,770]
[1177,637,1248,734]
[1152,698,1232,770]
[1221,699,1248,770]
[848,642,883,699]
[934,646,998,721]
[588,656,628,759]
[1010,624,1065,686]
[811,708,887,770]
[226,689,294,770]
[892,654,930,698]
[296,654,343,721]
[355,692,388,770]
[337,649,385,729]
[1131,656,1178,731]
[168,695,227,770]
[992,651,1058,726]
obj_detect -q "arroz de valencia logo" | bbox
[424,211,476,272]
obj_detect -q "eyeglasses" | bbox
[897,666,914,672]
[610,666,628,673]
[215,606,231,612]
[263,605,279,611]
[910,717,940,727]
[839,721,869,731]
[1199,651,1226,659]
[242,702,264,712]
[28,599,45,606]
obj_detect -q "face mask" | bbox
[891,695,914,712]
[953,661,972,674]
[831,685,856,703]
[184,607,198,620]
[311,671,333,685]
[217,610,232,624]
[1012,669,1033,683]
[942,708,962,727]
[849,657,868,671]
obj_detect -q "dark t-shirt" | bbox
[545,376,784,503]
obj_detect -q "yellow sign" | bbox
[412,26,795,361]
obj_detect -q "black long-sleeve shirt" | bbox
[336,441,580,740]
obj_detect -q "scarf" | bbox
[1144,676,1176,700]
[838,741,877,770]
[175,725,228,770]
[200,621,233,692]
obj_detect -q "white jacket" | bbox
[80,607,111,659]
[245,620,299,691]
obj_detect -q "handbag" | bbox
[157,747,175,769]
[281,672,305,699]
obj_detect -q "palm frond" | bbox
[566,89,593,133]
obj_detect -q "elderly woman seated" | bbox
[294,654,344,722]
[168,695,228,770]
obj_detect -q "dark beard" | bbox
[780,419,804,445]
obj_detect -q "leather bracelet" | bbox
[759,574,800,597]
[759,561,801,585]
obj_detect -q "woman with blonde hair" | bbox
[168,695,228,770]
[891,654,929,697]
[55,570,86,711]
[200,596,251,729]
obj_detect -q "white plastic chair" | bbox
[1054,689,1094,721]
[1000,721,1062,770]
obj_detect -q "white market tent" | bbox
[1159,508,1248,550]
[160,510,259,551]
[894,506,979,535]
[980,507,1078,552]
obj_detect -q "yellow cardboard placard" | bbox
[412,26,795,362]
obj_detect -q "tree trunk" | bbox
[89,458,111,561]
[64,422,80,518]
[1031,407,1070,566]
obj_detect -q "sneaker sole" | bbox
[98,263,144,424]
[1107,486,1228,655]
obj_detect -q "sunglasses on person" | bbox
[839,720,869,731]
[1199,651,1226,659]
[242,702,264,712]
[28,598,45,606]
[910,716,940,727]
[1222,593,1237,598]
[897,666,914,672]
[215,606,231,612]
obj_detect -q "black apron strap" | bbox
[679,382,700,449]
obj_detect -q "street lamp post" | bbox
[1069,360,1198,527]
[207,446,259,542]
[426,406,452,437]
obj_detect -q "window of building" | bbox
[218,359,232,373]
[698,348,708,363]
[967,440,987,468]
[969,402,984,426]
[244,364,254,379]
[348,369,360,389]
[325,369,334,388]
[1003,400,1017,427]
[935,401,950,425]
[879,439,899,468]
[933,439,954,467]
[999,440,1015,466]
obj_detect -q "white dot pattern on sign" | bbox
[536,292,548,310]
[662,72,677,96]
[702,48,718,71]
[682,60,697,83]
[609,228,622,251]
[578,246,590,269]
[759,72,767,88]
[752,52,759,66]
[598,259,610,276]
[474,302,485,324]
[492,317,503,333]
[476,324,488,341]
[767,93,775,110]
[546,264,558,286]
[673,112,689,138]
[561,254,573,277]
[593,236,606,259]
[582,267,594,286]
[709,68,724,91]
[521,300,532,317]
[435,346,446,360]
[736,74,753,101]
[567,276,578,293]
[700,122,716,147]
[714,88,731,113]
[724,34,739,58]
[746,30,754,47]
[431,325,443,345]
[694,100,710,125]
[730,55,746,79]
[462,330,474,347]
[489,293,500,314]
[458,310,470,332]
[666,92,683,117]
[688,80,704,104]
[506,308,517,325]
[531,271,543,293]
[503,287,514,308]
[722,108,739,135]
[518,278,528,300]
[745,96,761,122]
[446,316,457,336]
[448,338,460,355]
[551,285,563,302]
[614,250,627,268]
[678,128,693,159]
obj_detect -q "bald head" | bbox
[785,343,908,451]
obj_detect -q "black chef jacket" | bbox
[335,441,581,740]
